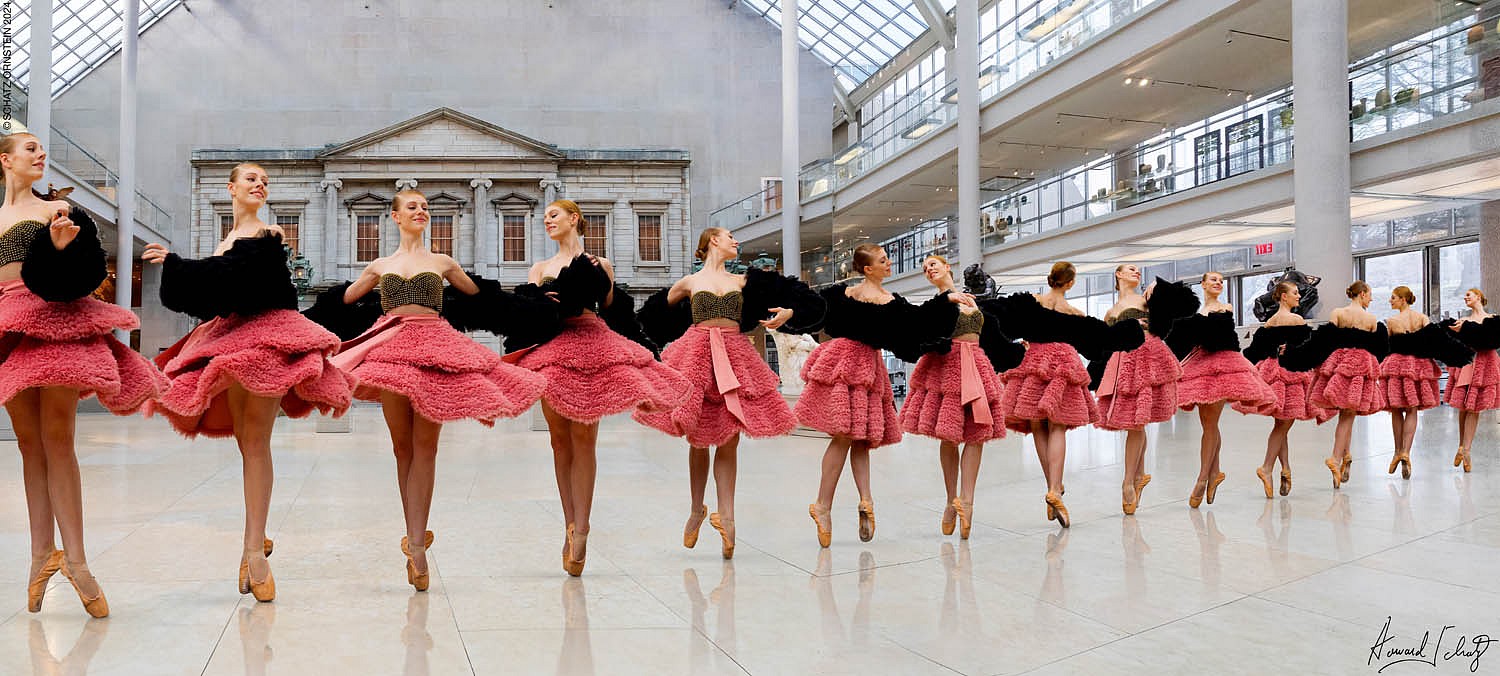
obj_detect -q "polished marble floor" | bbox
[1,403,1496,675]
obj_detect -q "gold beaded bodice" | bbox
[0,220,46,266]
[691,290,743,324]
[379,272,444,312]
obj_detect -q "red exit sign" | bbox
[1255,242,1274,256]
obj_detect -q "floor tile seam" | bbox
[878,634,970,676]
[434,578,482,675]
[623,567,754,675]
[198,597,247,676]
[1244,590,1377,631]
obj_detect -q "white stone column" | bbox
[956,0,980,270]
[471,178,492,275]
[612,197,634,277]
[25,0,51,150]
[319,179,342,282]
[114,0,139,342]
[1292,0,1351,320]
[1482,204,1500,304]
[780,0,802,279]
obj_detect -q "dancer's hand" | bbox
[141,243,170,264]
[47,207,78,250]
[761,307,793,330]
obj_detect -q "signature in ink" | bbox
[1367,616,1491,673]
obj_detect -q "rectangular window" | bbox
[637,214,662,263]
[275,214,299,253]
[502,214,527,262]
[582,214,607,257]
[429,214,454,256]
[356,214,381,262]
[219,213,234,240]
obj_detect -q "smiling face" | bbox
[1201,272,1225,298]
[1284,286,1301,309]
[392,192,430,234]
[1465,289,1484,311]
[1389,292,1405,310]
[0,133,47,183]
[710,230,739,258]
[227,164,268,210]
[922,256,951,287]
[1115,264,1141,291]
[543,202,581,242]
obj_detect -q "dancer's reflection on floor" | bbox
[683,562,737,672]
[939,542,982,636]
[401,593,431,676]
[809,549,877,649]
[237,602,276,676]
[1455,474,1477,523]
[1326,492,1355,561]
[1039,529,1069,606]
[1121,515,1152,600]
[28,618,108,676]
[556,578,594,675]
[1188,508,1226,589]
[1258,497,1295,579]
[1388,481,1416,536]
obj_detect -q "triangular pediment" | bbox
[319,108,563,160]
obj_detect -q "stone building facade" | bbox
[190,108,692,301]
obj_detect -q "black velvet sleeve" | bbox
[909,293,958,357]
[637,288,692,348]
[21,207,108,302]
[1242,324,1311,364]
[497,282,565,353]
[820,287,927,360]
[740,267,826,335]
[1164,313,1241,360]
[549,254,612,316]
[1085,319,1148,389]
[977,292,1032,339]
[159,233,297,321]
[301,281,383,341]
[1387,323,1473,367]
[1147,279,1200,339]
[978,309,1024,372]
[441,273,564,345]
[1455,316,1500,351]
[1279,324,1387,371]
[599,287,658,356]
[1371,323,1391,361]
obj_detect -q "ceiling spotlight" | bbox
[1245,93,1253,101]
[1137,78,1150,87]
[1123,77,1134,85]
[1225,90,1233,97]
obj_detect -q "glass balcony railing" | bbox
[49,126,174,237]
[974,22,1481,253]
[708,184,785,232]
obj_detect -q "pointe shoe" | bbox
[1388,452,1402,476]
[239,555,277,602]
[563,527,588,577]
[400,531,436,556]
[1206,472,1227,505]
[684,504,708,549]
[1045,492,1070,528]
[1122,483,1138,516]
[1463,448,1472,473]
[1280,469,1292,497]
[1341,455,1352,484]
[1325,457,1342,489]
[1256,467,1274,499]
[1046,498,1058,521]
[709,513,735,559]
[59,558,108,618]
[263,538,274,558]
[857,500,876,542]
[808,503,832,548]
[941,501,957,536]
[27,549,63,613]
[1401,454,1412,480]
[563,523,573,570]
[955,499,974,539]
[1454,446,1465,468]
[1189,480,1207,509]
[405,544,430,592]
[1135,474,1152,503]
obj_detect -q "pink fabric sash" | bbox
[1455,363,1475,387]
[1097,351,1123,399]
[0,279,23,295]
[329,314,446,372]
[706,326,747,427]
[957,340,993,426]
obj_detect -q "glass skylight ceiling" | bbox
[740,0,957,89]
[5,1,185,99]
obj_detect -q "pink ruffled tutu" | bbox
[148,310,356,438]
[633,325,795,447]
[1446,349,1499,412]
[1310,348,1384,415]
[1380,354,1442,411]
[335,314,544,425]
[998,341,1097,434]
[794,338,901,447]
[1235,357,1332,422]
[0,280,165,413]
[899,340,1005,443]
[1177,348,1277,412]
[517,314,689,424]
[1096,335,1180,431]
